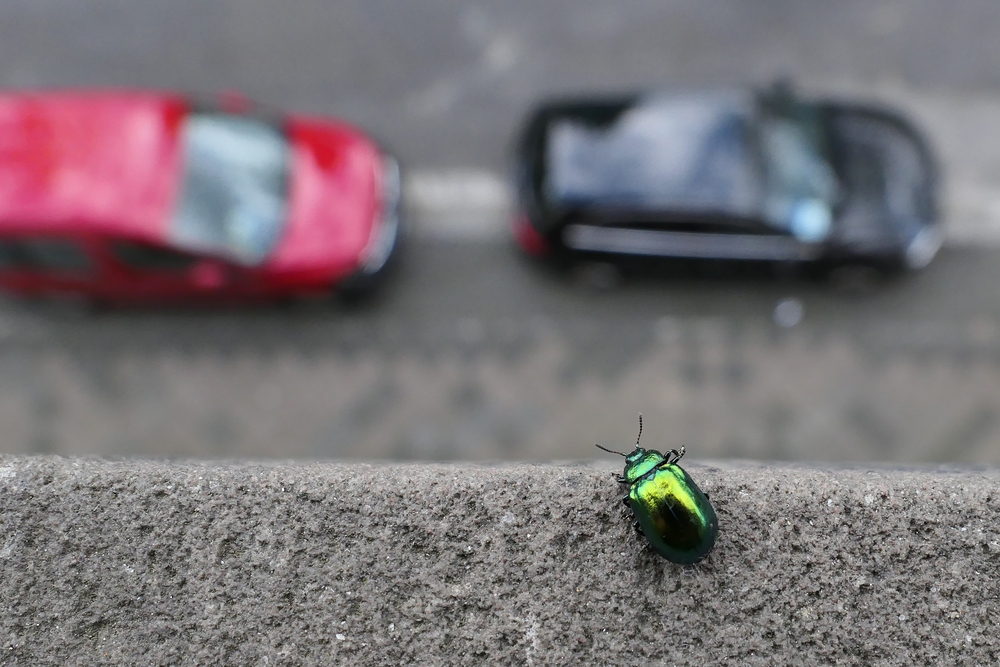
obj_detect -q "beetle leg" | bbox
[615,475,628,484]
[632,520,644,537]
[621,494,630,508]
[656,447,687,468]
[662,447,686,465]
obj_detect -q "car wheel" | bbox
[335,271,380,304]
[334,247,402,306]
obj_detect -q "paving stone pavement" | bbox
[3,310,1000,463]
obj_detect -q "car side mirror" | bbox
[766,77,796,107]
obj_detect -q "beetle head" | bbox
[595,413,652,475]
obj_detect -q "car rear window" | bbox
[545,92,760,217]
[0,238,92,272]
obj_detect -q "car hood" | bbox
[828,107,938,248]
[0,91,185,240]
[265,117,381,276]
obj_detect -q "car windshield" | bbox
[170,112,290,266]
[544,92,761,219]
[757,98,839,242]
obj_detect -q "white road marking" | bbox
[405,170,511,210]
[404,169,1000,246]
[403,170,512,241]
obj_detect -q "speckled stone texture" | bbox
[1,457,999,666]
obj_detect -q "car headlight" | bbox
[360,156,401,274]
[904,225,943,270]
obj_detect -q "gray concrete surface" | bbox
[3,455,999,665]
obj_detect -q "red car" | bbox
[0,90,400,304]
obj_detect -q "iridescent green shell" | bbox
[623,448,718,564]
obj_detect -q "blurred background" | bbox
[2,0,1000,463]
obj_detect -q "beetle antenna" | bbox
[636,413,643,447]
[595,443,628,457]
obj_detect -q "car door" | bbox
[101,238,222,302]
[102,238,268,303]
[0,235,100,298]
[560,211,825,263]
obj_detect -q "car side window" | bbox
[110,241,199,271]
[0,238,92,272]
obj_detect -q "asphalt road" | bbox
[2,239,1000,464]
[4,0,1000,169]
[2,2,1000,463]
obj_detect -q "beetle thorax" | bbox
[624,449,667,483]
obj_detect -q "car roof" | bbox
[0,90,188,242]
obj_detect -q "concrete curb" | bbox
[2,456,999,665]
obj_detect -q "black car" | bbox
[512,84,942,277]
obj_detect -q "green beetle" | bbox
[596,414,718,564]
